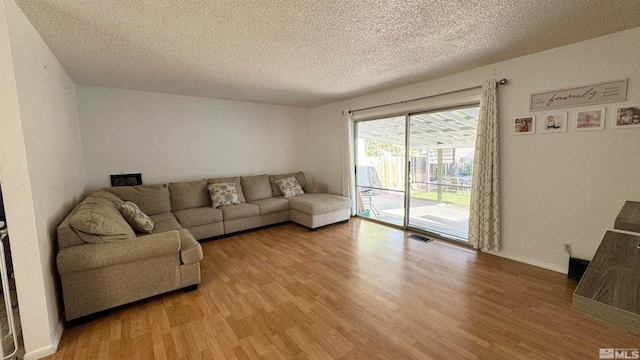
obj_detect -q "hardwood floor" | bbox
[46,219,640,359]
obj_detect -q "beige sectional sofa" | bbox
[56,171,350,321]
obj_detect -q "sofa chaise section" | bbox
[287,193,351,229]
[269,172,351,229]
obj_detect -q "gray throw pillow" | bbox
[208,182,242,208]
[120,201,154,234]
[276,176,305,197]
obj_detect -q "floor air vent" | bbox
[408,234,433,243]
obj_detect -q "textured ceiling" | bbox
[15,0,640,108]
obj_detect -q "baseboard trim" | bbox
[23,312,64,360]
[23,344,56,360]
[52,312,64,351]
[483,249,567,274]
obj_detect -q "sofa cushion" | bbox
[106,184,172,215]
[149,212,182,233]
[208,182,241,207]
[120,201,154,234]
[58,191,127,249]
[169,179,210,210]
[69,198,135,244]
[276,176,305,197]
[241,175,273,202]
[303,182,326,194]
[177,228,203,265]
[208,176,246,203]
[247,198,290,215]
[287,193,351,216]
[270,172,307,197]
[219,203,260,220]
[174,207,223,228]
[89,190,125,209]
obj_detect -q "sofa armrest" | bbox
[177,228,203,265]
[303,182,327,194]
[57,230,181,274]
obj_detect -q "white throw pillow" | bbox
[275,176,305,197]
[208,182,241,207]
[120,201,154,234]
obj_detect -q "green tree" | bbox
[364,139,404,157]
[463,162,473,176]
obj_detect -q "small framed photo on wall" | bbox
[514,116,535,135]
[540,112,567,134]
[613,105,640,129]
[574,108,605,131]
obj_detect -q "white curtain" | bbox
[342,111,357,215]
[468,80,500,250]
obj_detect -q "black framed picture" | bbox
[110,173,142,186]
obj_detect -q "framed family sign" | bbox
[530,79,627,111]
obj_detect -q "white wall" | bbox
[78,86,311,192]
[309,27,640,272]
[0,1,85,358]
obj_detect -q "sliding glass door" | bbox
[407,106,478,241]
[355,116,406,227]
[355,105,479,242]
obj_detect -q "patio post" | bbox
[437,148,443,203]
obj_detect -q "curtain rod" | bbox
[343,78,508,115]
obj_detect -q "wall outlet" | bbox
[563,243,573,256]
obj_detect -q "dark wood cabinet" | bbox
[572,209,640,333]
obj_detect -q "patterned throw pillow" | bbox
[120,201,154,234]
[275,176,305,197]
[208,182,242,208]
